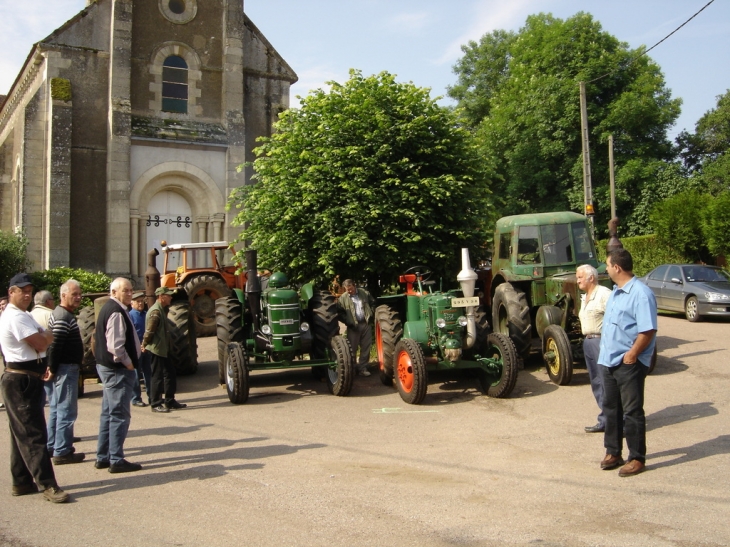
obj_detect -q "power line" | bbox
[586,0,715,85]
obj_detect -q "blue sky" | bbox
[1,0,727,139]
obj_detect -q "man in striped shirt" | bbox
[46,279,85,464]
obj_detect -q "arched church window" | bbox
[162,56,188,113]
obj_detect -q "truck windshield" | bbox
[571,222,594,262]
[540,224,572,265]
[166,250,183,273]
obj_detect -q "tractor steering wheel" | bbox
[404,265,433,282]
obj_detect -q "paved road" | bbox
[1,313,729,547]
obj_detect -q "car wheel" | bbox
[685,296,701,322]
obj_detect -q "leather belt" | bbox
[585,334,601,339]
[4,368,44,379]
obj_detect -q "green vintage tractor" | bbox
[488,211,612,385]
[214,250,355,404]
[375,248,519,405]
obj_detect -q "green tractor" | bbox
[375,249,519,405]
[215,250,355,404]
[488,211,612,385]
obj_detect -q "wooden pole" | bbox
[608,134,616,219]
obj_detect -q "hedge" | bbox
[596,234,688,277]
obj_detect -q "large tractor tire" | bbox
[309,291,339,359]
[326,336,355,396]
[168,300,198,376]
[215,296,244,384]
[477,333,519,398]
[77,306,97,398]
[543,324,573,385]
[226,342,250,404]
[394,338,428,405]
[184,274,232,337]
[492,283,532,360]
[375,305,403,386]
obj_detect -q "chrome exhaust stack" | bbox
[457,248,478,349]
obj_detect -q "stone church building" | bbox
[0,0,296,279]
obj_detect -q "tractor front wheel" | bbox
[477,333,519,398]
[543,325,573,385]
[184,274,231,337]
[326,336,355,396]
[492,283,532,360]
[168,300,198,376]
[394,339,428,405]
[215,296,243,384]
[375,305,403,386]
[226,342,250,404]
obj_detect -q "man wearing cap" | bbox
[129,290,151,407]
[143,287,186,412]
[0,273,70,503]
[94,277,143,473]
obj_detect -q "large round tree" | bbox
[449,12,682,236]
[229,70,494,292]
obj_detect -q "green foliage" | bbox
[50,78,72,102]
[649,190,711,262]
[450,12,681,237]
[31,267,111,308]
[596,234,687,277]
[0,230,30,293]
[703,191,730,258]
[230,70,495,291]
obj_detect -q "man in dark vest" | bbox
[94,277,142,473]
[143,286,186,412]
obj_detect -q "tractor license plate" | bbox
[279,319,294,325]
[451,297,480,307]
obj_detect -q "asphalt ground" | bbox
[1,313,729,547]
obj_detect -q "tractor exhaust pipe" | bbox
[457,248,478,350]
[245,250,262,331]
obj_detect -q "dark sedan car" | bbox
[640,264,730,322]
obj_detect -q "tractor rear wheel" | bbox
[184,274,231,337]
[477,333,519,398]
[492,283,532,360]
[543,324,573,385]
[375,305,403,386]
[309,291,339,359]
[326,336,355,396]
[77,306,96,396]
[394,338,428,405]
[226,342,250,404]
[215,296,244,384]
[168,300,198,376]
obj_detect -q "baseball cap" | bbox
[9,273,34,289]
[155,286,176,296]
[132,290,145,300]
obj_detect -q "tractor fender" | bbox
[403,320,428,344]
[299,282,315,307]
[535,305,563,339]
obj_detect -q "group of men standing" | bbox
[0,274,186,503]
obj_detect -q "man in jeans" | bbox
[46,279,85,464]
[337,280,375,376]
[129,291,151,407]
[94,278,143,473]
[0,273,69,503]
[598,248,657,477]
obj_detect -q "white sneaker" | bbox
[359,368,371,377]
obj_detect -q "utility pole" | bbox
[608,134,616,219]
[579,81,594,225]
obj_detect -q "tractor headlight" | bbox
[436,318,446,329]
[300,321,310,332]
[261,324,272,335]
[458,316,468,327]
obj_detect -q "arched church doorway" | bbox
[146,190,193,254]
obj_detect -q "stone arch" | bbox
[149,42,202,117]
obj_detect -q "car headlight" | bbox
[261,324,271,335]
[435,318,446,329]
[705,292,729,301]
[458,316,468,327]
[300,321,310,332]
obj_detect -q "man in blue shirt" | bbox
[598,248,657,477]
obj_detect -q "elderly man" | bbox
[46,279,85,464]
[30,290,54,329]
[598,248,657,477]
[0,273,69,503]
[576,264,611,434]
[143,287,186,412]
[337,280,376,376]
[94,277,143,473]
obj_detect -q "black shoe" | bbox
[132,400,147,407]
[165,400,187,409]
[43,486,70,503]
[151,405,170,413]
[53,452,86,465]
[95,460,110,469]
[584,423,605,433]
[108,459,142,474]
[11,483,38,496]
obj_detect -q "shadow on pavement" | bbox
[647,401,718,431]
[647,434,730,470]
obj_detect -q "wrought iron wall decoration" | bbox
[146,215,191,228]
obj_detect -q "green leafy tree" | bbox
[650,190,711,262]
[702,191,730,258]
[229,70,495,292]
[31,267,112,307]
[0,230,30,293]
[449,12,681,236]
